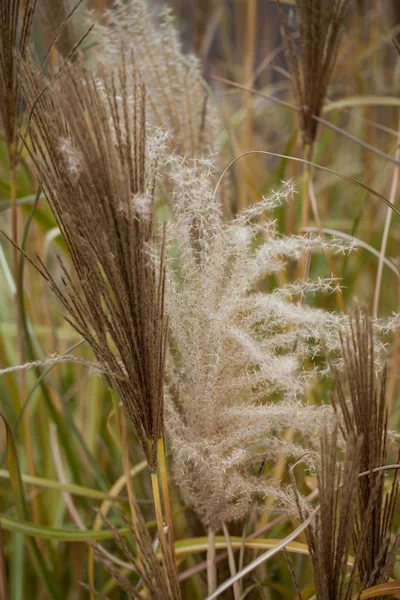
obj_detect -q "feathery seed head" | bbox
[93,0,220,158]
[165,157,351,527]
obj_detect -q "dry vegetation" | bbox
[1,1,400,599]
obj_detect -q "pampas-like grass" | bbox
[165,156,353,529]
[19,50,167,473]
[93,0,220,157]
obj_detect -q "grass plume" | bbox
[165,158,351,528]
[296,427,362,600]
[332,311,400,588]
[19,50,168,473]
[93,0,220,157]
[277,0,350,150]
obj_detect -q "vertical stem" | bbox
[0,519,8,600]
[222,522,240,600]
[10,144,39,522]
[238,0,257,211]
[297,147,312,283]
[373,117,400,317]
[151,468,174,595]
[158,436,176,561]
[150,470,168,556]
[207,527,217,595]
[119,410,141,542]
[300,144,312,231]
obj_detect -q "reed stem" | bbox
[10,144,40,522]
[158,436,176,561]
[150,470,167,555]
[207,527,217,595]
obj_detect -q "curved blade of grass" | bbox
[175,536,311,557]
[212,76,400,167]
[357,582,400,599]
[324,95,400,112]
[1,414,62,600]
[0,514,132,542]
[213,150,400,216]
[0,469,125,501]
[0,193,43,212]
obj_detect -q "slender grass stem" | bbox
[150,470,167,556]
[207,527,217,595]
[9,143,39,522]
[158,436,176,561]
[222,522,240,600]
[373,116,400,317]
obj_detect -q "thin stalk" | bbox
[296,149,312,282]
[158,436,176,561]
[301,144,312,231]
[207,527,217,595]
[10,143,39,522]
[222,522,240,600]
[240,0,257,210]
[150,470,168,557]
[110,393,149,598]
[0,519,8,600]
[10,144,19,285]
[150,466,174,596]
[373,117,400,317]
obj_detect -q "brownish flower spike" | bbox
[277,0,350,150]
[332,311,399,589]
[19,51,167,473]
